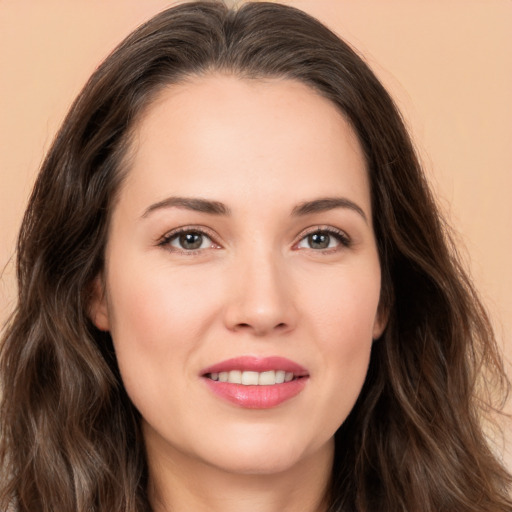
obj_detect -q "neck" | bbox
[146,430,333,512]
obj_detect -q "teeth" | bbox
[258,371,275,385]
[228,370,242,384]
[241,371,259,385]
[208,370,299,385]
[275,370,285,384]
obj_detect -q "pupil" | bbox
[309,232,329,249]
[180,232,202,250]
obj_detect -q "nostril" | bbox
[233,321,289,334]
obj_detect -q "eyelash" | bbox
[157,225,352,254]
[296,226,352,252]
[158,226,219,255]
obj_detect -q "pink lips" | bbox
[202,356,308,376]
[201,356,309,409]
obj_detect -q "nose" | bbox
[223,248,298,337]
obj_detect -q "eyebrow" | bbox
[291,197,368,223]
[142,196,231,218]
[142,195,367,222]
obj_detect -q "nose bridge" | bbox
[224,241,296,335]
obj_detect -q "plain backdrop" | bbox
[1,0,511,464]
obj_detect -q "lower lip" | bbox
[203,378,308,409]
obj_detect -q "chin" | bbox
[209,450,305,476]
[200,431,331,477]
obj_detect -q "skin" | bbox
[91,75,386,512]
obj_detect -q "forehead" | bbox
[119,74,370,216]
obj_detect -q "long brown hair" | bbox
[1,2,510,511]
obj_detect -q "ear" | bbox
[88,275,110,331]
[372,304,389,341]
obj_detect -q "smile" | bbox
[201,356,309,408]
[207,370,297,385]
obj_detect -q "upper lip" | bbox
[201,356,309,376]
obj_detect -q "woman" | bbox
[0,1,510,511]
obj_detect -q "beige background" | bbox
[1,0,511,462]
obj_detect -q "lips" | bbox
[201,356,309,409]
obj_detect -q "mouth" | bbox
[206,370,302,385]
[201,356,309,409]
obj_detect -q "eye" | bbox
[296,228,350,250]
[160,228,218,253]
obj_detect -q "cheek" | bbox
[104,261,223,403]
[302,264,380,424]
[304,258,381,344]
[107,260,221,346]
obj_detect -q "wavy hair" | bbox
[1,2,510,511]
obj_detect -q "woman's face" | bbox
[91,75,385,476]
